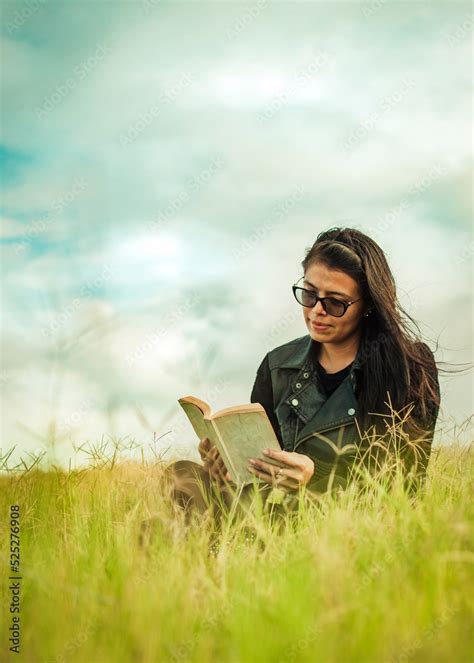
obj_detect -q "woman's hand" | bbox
[247,448,314,492]
[198,436,213,464]
[198,437,232,486]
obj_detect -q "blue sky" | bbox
[1,1,472,466]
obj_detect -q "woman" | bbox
[162,227,440,526]
[247,226,440,495]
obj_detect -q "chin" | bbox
[307,325,331,340]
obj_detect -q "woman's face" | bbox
[302,261,367,344]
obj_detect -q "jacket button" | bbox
[295,382,302,389]
[303,372,310,379]
[348,408,356,415]
[291,398,299,406]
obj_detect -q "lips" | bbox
[311,321,330,330]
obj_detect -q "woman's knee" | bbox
[164,459,205,478]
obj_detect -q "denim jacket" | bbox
[250,334,439,492]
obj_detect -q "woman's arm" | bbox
[250,353,284,447]
[248,355,318,492]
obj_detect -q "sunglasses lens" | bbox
[324,298,346,317]
[293,286,348,317]
[294,288,316,307]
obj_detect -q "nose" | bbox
[312,299,327,315]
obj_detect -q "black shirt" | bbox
[314,361,354,397]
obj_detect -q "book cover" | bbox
[178,396,286,485]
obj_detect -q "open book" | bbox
[178,396,286,485]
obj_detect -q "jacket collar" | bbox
[277,334,364,373]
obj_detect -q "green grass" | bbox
[0,442,472,663]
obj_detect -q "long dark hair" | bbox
[301,227,441,441]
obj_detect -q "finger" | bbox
[198,437,211,455]
[210,457,223,475]
[212,472,225,486]
[212,464,228,488]
[251,459,301,483]
[216,459,228,482]
[248,460,296,484]
[210,461,228,486]
[262,448,304,469]
[209,454,223,474]
[247,465,298,491]
[214,461,232,484]
[203,446,218,466]
[204,446,219,468]
[256,470,300,491]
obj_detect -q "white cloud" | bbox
[1,2,472,462]
[0,217,24,238]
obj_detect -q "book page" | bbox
[214,410,284,484]
[178,400,220,450]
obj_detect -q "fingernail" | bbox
[248,459,255,464]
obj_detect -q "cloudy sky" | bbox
[1,1,472,468]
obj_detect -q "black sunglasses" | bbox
[292,277,363,318]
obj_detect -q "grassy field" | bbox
[0,441,472,663]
